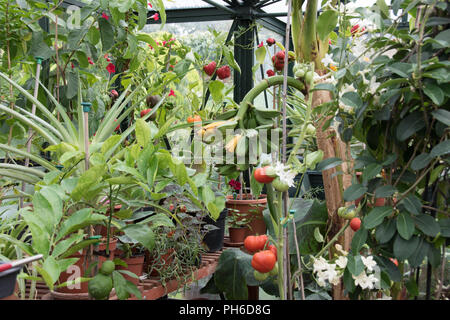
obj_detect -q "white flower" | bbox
[361,256,377,272]
[313,256,329,273]
[353,271,378,290]
[335,244,348,256]
[336,256,348,269]
[321,53,336,67]
[273,162,296,187]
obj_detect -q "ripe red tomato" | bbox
[244,235,268,253]
[350,217,361,231]
[254,166,275,184]
[268,244,277,258]
[251,250,277,273]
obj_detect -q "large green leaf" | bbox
[288,199,328,255]
[343,183,367,202]
[423,83,445,106]
[135,118,152,148]
[351,228,368,253]
[431,109,450,126]
[213,249,252,300]
[346,254,365,276]
[396,211,415,240]
[414,214,440,237]
[408,238,429,268]
[393,234,420,260]
[430,140,450,158]
[71,164,107,201]
[99,17,114,51]
[363,206,393,229]
[375,218,397,243]
[317,10,339,41]
[396,111,426,141]
[122,224,155,251]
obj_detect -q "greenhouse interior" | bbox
[0,0,449,303]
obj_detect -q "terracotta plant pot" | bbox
[226,194,267,237]
[228,227,248,244]
[116,255,145,285]
[56,238,117,294]
[145,248,175,277]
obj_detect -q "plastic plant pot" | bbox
[0,262,22,299]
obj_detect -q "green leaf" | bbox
[42,256,60,286]
[363,206,393,229]
[255,45,266,65]
[431,109,450,127]
[314,227,324,243]
[214,248,252,300]
[343,183,367,202]
[101,135,122,155]
[393,234,420,260]
[288,199,328,255]
[438,219,450,237]
[396,111,425,141]
[341,91,362,109]
[317,10,339,41]
[375,218,397,243]
[122,224,155,250]
[52,233,84,258]
[222,45,241,74]
[373,255,401,282]
[396,211,415,240]
[408,238,429,268]
[347,254,365,276]
[351,228,368,253]
[208,80,225,104]
[99,18,114,51]
[34,265,55,291]
[112,271,129,300]
[57,208,94,240]
[430,140,450,158]
[423,83,445,105]
[362,163,382,182]
[71,165,107,201]
[375,185,397,198]
[66,70,79,100]
[405,277,419,297]
[414,214,440,237]
[399,194,422,215]
[388,62,412,78]
[316,157,342,171]
[411,153,433,171]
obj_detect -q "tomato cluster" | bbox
[244,235,278,281]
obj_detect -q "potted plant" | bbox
[114,240,145,286]
[226,210,253,244]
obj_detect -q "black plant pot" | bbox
[288,170,325,200]
[202,209,227,252]
[0,262,21,299]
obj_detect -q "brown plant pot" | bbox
[146,248,175,277]
[226,194,267,237]
[56,238,117,294]
[116,255,145,286]
[228,227,248,244]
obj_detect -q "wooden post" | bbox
[311,77,354,300]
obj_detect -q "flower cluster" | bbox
[312,244,379,291]
[228,179,241,191]
[273,162,296,188]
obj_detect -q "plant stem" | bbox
[313,220,350,262]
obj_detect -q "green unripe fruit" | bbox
[305,123,316,135]
[295,69,305,78]
[264,166,278,178]
[254,270,269,282]
[305,71,314,84]
[338,206,357,220]
[88,273,113,300]
[100,260,115,275]
[269,262,278,277]
[272,177,290,192]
